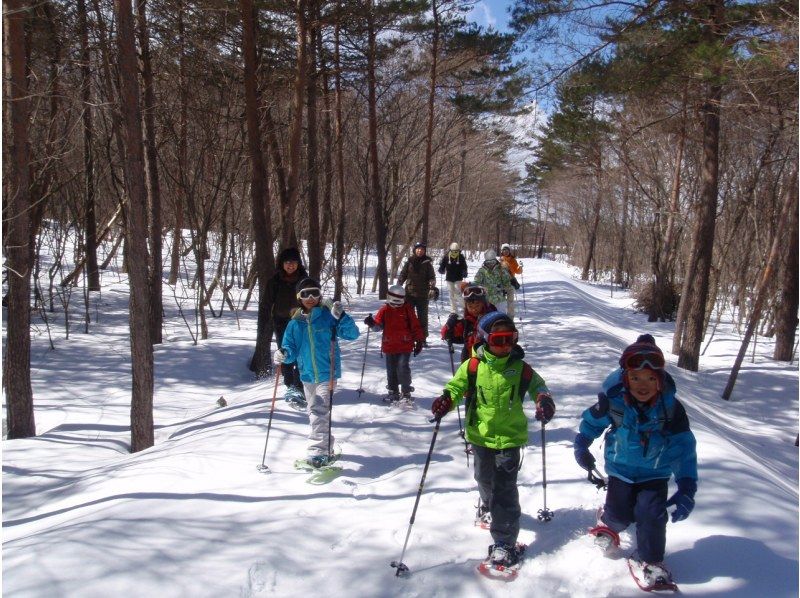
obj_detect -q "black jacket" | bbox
[438,252,468,282]
[398,255,436,299]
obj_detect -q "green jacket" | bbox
[444,344,549,449]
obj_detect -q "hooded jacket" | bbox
[438,252,468,282]
[281,305,359,383]
[373,302,424,354]
[474,261,512,306]
[444,344,549,449]
[577,369,698,484]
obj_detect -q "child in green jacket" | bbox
[431,312,556,568]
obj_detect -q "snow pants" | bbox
[302,380,337,457]
[447,280,464,314]
[602,476,669,563]
[505,288,516,319]
[406,295,429,339]
[385,352,412,394]
[472,445,522,546]
[274,316,304,394]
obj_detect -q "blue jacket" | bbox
[281,306,360,383]
[577,369,698,484]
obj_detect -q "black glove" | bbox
[431,394,453,419]
[573,433,596,471]
[535,393,555,423]
[364,314,375,327]
[511,277,520,290]
[413,340,423,356]
[666,478,697,522]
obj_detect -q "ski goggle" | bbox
[297,288,321,300]
[387,294,404,306]
[624,351,665,370]
[462,286,486,300]
[486,331,516,347]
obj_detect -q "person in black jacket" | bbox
[438,242,468,314]
[265,247,308,408]
[398,242,436,343]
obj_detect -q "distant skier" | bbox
[431,312,555,569]
[265,247,308,409]
[474,250,513,314]
[573,334,697,589]
[440,283,497,363]
[498,243,522,319]
[273,278,359,467]
[363,284,424,404]
[438,242,468,315]
[398,242,436,345]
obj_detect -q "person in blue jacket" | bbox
[273,277,359,467]
[573,334,697,586]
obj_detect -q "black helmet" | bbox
[413,242,427,251]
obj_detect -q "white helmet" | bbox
[449,242,460,251]
[484,249,497,262]
[501,243,511,252]
[387,284,405,306]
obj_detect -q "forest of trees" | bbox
[3,0,797,449]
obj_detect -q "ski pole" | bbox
[390,417,442,577]
[447,342,469,467]
[357,327,370,397]
[537,419,554,521]
[520,271,527,312]
[257,364,282,473]
[327,325,337,459]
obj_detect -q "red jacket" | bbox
[373,302,424,354]
[441,303,497,362]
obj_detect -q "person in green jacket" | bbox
[431,312,556,568]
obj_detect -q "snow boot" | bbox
[489,543,519,567]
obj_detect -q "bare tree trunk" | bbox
[677,83,722,371]
[332,6,346,301]
[78,0,100,292]
[420,0,439,245]
[168,2,186,286]
[114,0,154,452]
[281,0,307,249]
[582,155,603,280]
[240,0,276,376]
[773,168,799,361]
[367,0,388,299]
[319,24,334,260]
[446,123,467,243]
[4,0,36,439]
[306,1,322,279]
[723,167,798,398]
[135,0,163,344]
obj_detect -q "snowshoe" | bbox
[475,504,492,529]
[588,524,620,553]
[476,542,526,581]
[284,388,307,411]
[627,554,678,592]
[294,453,343,485]
[382,391,400,405]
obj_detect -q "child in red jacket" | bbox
[364,284,424,404]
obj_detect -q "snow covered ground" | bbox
[3,254,798,597]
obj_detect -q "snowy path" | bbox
[3,259,797,597]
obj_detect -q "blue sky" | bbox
[468,0,513,31]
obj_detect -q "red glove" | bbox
[535,393,555,423]
[431,394,453,419]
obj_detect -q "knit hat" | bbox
[449,242,460,251]
[477,312,516,343]
[278,246,302,266]
[484,249,497,263]
[501,243,511,252]
[620,334,665,390]
[387,284,405,306]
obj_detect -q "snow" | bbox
[3,254,798,597]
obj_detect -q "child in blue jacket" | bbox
[573,334,697,587]
[274,278,359,467]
